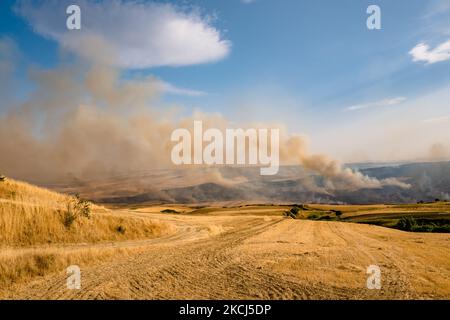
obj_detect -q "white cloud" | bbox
[241,0,257,4]
[409,40,450,64]
[345,97,406,111]
[15,0,231,69]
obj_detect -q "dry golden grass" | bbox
[0,245,149,293]
[0,178,173,246]
[1,202,449,299]
[0,178,69,204]
[0,178,176,290]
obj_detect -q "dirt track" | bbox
[5,210,450,299]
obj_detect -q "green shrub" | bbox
[413,224,436,232]
[284,206,301,219]
[431,225,450,233]
[332,210,343,218]
[396,216,418,231]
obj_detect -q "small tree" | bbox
[74,194,91,219]
[62,195,92,229]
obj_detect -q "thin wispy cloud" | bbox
[423,115,450,123]
[410,40,450,64]
[241,0,257,4]
[159,81,207,97]
[420,0,450,37]
[345,97,406,111]
[15,0,231,69]
[424,0,450,18]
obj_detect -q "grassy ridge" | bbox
[0,178,173,246]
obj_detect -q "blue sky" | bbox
[1,0,450,161]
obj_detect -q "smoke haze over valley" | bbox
[0,35,414,198]
[42,162,449,205]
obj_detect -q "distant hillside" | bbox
[45,161,450,205]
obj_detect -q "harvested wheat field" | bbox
[1,181,449,300]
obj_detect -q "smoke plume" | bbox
[0,37,409,192]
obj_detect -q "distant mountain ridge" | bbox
[63,161,450,205]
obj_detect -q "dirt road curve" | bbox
[6,211,450,299]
